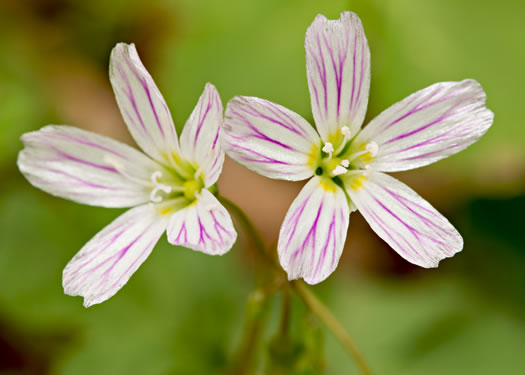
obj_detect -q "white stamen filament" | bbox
[333,126,352,155]
[322,142,334,159]
[150,170,162,184]
[150,171,173,203]
[345,142,380,163]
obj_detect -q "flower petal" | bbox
[63,204,168,307]
[347,172,463,268]
[278,177,350,284]
[180,83,225,187]
[17,125,157,208]
[353,80,494,172]
[109,43,179,162]
[305,11,371,141]
[223,96,320,181]
[167,189,236,255]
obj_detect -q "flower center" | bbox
[104,153,205,206]
[312,127,379,188]
[148,162,205,205]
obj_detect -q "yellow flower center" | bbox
[309,128,379,191]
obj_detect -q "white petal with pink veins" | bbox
[18,125,157,208]
[347,172,463,268]
[223,96,320,181]
[110,43,179,162]
[305,11,371,140]
[167,190,236,255]
[278,177,350,284]
[63,204,168,307]
[180,83,225,187]
[353,80,493,172]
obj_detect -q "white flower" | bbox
[221,12,493,284]
[17,43,237,307]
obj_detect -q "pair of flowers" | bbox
[18,12,493,307]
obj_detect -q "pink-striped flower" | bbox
[17,43,237,307]
[222,12,493,284]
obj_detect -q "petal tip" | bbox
[204,81,218,92]
[168,235,236,256]
[312,13,328,24]
[339,10,360,23]
[280,258,333,285]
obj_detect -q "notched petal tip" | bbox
[109,40,180,162]
[308,11,361,31]
[420,230,464,269]
[110,42,137,59]
[305,9,371,140]
[310,13,328,25]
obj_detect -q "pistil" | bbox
[150,171,173,203]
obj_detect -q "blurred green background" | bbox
[1,0,524,374]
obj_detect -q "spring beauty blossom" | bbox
[221,11,493,284]
[17,43,237,307]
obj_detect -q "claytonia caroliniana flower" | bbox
[222,12,493,284]
[17,43,237,307]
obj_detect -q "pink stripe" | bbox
[193,90,213,147]
[55,149,118,173]
[384,96,471,145]
[47,133,129,160]
[239,100,306,137]
[229,110,294,150]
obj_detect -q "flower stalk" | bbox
[279,284,291,337]
[292,280,373,375]
[220,195,372,375]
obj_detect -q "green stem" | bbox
[279,284,291,336]
[219,195,278,374]
[218,195,372,375]
[292,280,373,375]
[226,288,273,375]
[218,196,268,259]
